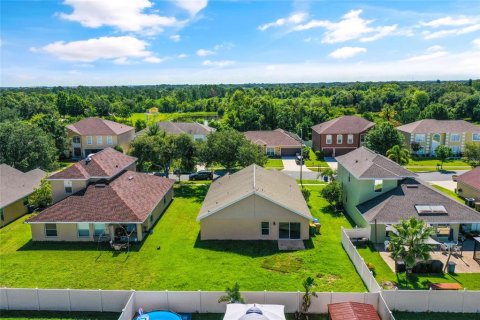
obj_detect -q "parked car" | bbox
[189,170,214,180]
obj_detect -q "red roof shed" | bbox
[328,302,381,320]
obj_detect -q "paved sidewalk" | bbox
[429,180,457,192]
[324,157,338,170]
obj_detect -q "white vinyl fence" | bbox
[341,227,382,293]
[0,288,395,320]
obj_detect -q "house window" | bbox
[347,134,353,144]
[163,197,167,204]
[374,179,383,192]
[93,223,106,237]
[473,133,480,141]
[266,147,275,156]
[326,135,332,144]
[261,222,270,235]
[415,134,426,142]
[348,174,351,182]
[360,134,366,143]
[451,146,460,155]
[434,224,450,238]
[77,223,90,238]
[150,214,154,223]
[107,136,113,145]
[279,222,301,239]
[97,136,103,145]
[45,224,57,237]
[337,134,343,144]
[87,136,93,145]
[72,136,81,143]
[64,180,73,194]
[450,133,460,142]
[0,208,4,221]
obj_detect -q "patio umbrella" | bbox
[448,228,454,242]
[224,304,285,320]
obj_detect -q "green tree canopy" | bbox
[386,144,410,165]
[435,145,453,169]
[365,122,404,155]
[464,142,480,167]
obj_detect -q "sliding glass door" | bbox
[279,222,301,239]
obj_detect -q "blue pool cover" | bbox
[136,310,184,320]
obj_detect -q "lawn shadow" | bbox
[18,239,145,254]
[174,184,208,203]
[396,273,452,290]
[194,233,279,257]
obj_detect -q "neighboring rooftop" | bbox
[66,117,133,136]
[336,147,416,179]
[49,148,137,180]
[357,178,480,224]
[156,121,214,135]
[328,302,380,320]
[312,115,374,135]
[396,119,480,134]
[456,167,480,191]
[27,171,175,223]
[244,129,301,147]
[197,164,312,220]
[0,164,45,208]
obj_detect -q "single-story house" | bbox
[48,147,137,203]
[456,167,480,211]
[66,117,134,158]
[337,147,480,243]
[26,171,175,242]
[244,129,301,157]
[311,115,374,157]
[0,164,45,227]
[197,164,313,240]
[144,121,215,141]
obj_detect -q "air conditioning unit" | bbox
[465,198,476,208]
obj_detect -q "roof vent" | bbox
[128,176,134,180]
[95,183,106,188]
[85,153,94,164]
[406,184,419,188]
[355,160,358,163]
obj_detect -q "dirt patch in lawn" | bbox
[262,255,304,273]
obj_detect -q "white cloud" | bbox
[329,46,367,59]
[173,0,208,16]
[33,36,156,63]
[426,45,444,52]
[422,24,480,39]
[258,12,307,31]
[473,38,480,49]
[421,16,479,28]
[170,35,181,42]
[178,54,189,58]
[59,0,179,34]
[143,56,165,63]
[202,60,234,68]
[196,49,216,57]
[292,9,399,43]
[404,47,448,62]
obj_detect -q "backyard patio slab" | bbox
[278,240,305,251]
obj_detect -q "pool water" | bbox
[136,310,183,320]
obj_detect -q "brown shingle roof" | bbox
[27,171,175,223]
[66,117,133,135]
[336,147,416,179]
[49,148,137,180]
[357,178,480,224]
[312,116,374,134]
[397,119,480,134]
[197,164,312,220]
[0,165,45,208]
[456,167,480,192]
[244,129,300,147]
[328,302,380,320]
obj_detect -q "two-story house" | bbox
[311,116,374,157]
[27,148,175,243]
[244,129,301,157]
[66,117,134,158]
[396,119,480,156]
[336,147,480,243]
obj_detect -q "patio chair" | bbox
[384,240,390,251]
[440,243,449,254]
[452,245,462,257]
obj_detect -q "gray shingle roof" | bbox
[396,119,480,134]
[312,116,374,134]
[335,147,416,179]
[357,178,480,224]
[244,129,301,147]
[156,122,214,135]
[0,164,45,208]
[197,164,312,220]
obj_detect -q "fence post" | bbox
[198,290,202,313]
[166,290,170,310]
[264,290,267,304]
[67,289,71,311]
[4,288,10,310]
[36,288,40,311]
[427,288,431,312]
[99,289,104,312]
[297,291,301,312]
[461,288,466,313]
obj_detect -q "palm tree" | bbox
[386,145,410,165]
[317,168,336,182]
[147,123,160,136]
[301,277,318,316]
[218,282,245,304]
[389,218,434,280]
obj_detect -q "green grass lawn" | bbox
[297,179,326,185]
[305,149,329,169]
[0,311,119,320]
[393,312,480,320]
[0,185,365,292]
[121,112,218,126]
[357,244,480,290]
[430,184,463,203]
[264,159,284,169]
[407,158,470,167]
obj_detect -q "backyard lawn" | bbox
[305,149,329,170]
[264,159,284,169]
[0,185,365,292]
[119,112,218,125]
[357,244,480,290]
[0,311,119,320]
[405,158,471,172]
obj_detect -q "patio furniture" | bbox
[429,283,463,290]
[110,241,128,252]
[440,243,449,254]
[452,245,462,257]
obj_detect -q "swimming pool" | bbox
[135,310,183,320]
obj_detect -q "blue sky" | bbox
[1,0,480,86]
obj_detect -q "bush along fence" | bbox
[341,227,480,315]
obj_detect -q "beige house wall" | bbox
[50,180,88,203]
[67,129,135,157]
[457,181,480,201]
[117,130,135,152]
[1,199,28,227]
[141,189,174,232]
[402,129,480,155]
[200,194,310,240]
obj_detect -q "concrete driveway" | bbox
[281,157,318,180]
[324,157,338,170]
[428,180,457,192]
[416,170,469,182]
